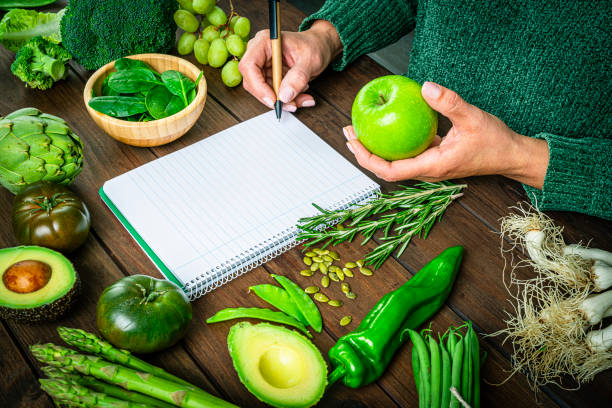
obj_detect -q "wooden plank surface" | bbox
[1,1,610,407]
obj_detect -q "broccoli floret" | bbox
[10,36,72,90]
[60,0,178,70]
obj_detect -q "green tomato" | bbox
[221,60,242,87]
[96,275,192,353]
[206,5,227,26]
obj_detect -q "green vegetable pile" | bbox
[11,35,71,90]
[408,322,484,408]
[89,58,202,122]
[60,0,177,70]
[31,326,237,407]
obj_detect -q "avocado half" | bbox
[228,322,327,408]
[0,246,80,322]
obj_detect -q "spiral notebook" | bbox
[100,111,379,300]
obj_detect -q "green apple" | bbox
[351,75,438,161]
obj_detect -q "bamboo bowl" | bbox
[83,54,207,147]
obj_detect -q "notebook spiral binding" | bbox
[184,184,380,300]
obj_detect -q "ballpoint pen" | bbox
[269,0,282,120]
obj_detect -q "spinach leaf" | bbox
[114,58,154,71]
[145,85,185,120]
[161,70,195,107]
[187,88,196,105]
[101,72,119,96]
[89,96,148,117]
[108,69,161,93]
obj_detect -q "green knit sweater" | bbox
[300,0,612,220]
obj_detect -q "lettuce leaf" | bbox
[0,8,64,52]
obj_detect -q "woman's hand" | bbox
[239,20,342,111]
[345,82,550,189]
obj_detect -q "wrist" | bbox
[504,133,550,189]
[308,20,343,61]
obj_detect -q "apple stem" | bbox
[377,94,386,105]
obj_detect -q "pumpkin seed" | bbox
[304,286,319,294]
[329,265,341,273]
[329,251,340,260]
[340,315,352,326]
[356,259,364,267]
[359,267,373,276]
[337,269,345,281]
[343,267,354,278]
[321,276,330,288]
[303,256,312,266]
[314,293,329,303]
[329,272,339,282]
[328,300,343,307]
[305,251,317,257]
[345,262,357,268]
[320,249,330,255]
[325,261,332,267]
[312,248,324,255]
[311,256,324,263]
[341,283,351,293]
[322,255,333,263]
[310,262,320,272]
[345,291,357,299]
[319,263,328,275]
[300,269,314,277]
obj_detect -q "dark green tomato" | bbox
[12,182,91,253]
[96,275,192,353]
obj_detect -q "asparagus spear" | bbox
[42,366,176,408]
[32,343,237,408]
[57,327,192,387]
[40,378,150,408]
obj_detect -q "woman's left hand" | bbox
[344,81,550,189]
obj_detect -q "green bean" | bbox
[462,328,472,405]
[429,335,441,408]
[471,327,481,408]
[450,337,464,408]
[412,341,422,406]
[447,328,458,356]
[206,307,311,337]
[248,284,308,325]
[440,342,452,408]
[271,274,322,332]
[408,330,431,408]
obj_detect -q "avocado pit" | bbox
[258,346,304,389]
[3,260,52,294]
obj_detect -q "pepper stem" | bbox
[327,366,345,388]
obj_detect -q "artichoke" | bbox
[0,107,83,194]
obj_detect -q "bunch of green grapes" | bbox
[174,0,250,87]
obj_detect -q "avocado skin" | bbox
[0,273,80,322]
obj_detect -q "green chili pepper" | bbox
[205,307,311,337]
[327,246,463,388]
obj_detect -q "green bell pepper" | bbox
[327,245,464,388]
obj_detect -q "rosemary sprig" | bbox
[297,181,467,269]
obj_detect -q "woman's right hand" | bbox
[239,20,342,111]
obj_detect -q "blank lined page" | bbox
[102,111,379,296]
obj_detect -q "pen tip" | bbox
[274,101,283,121]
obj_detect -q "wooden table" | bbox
[1,1,610,407]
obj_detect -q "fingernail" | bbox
[343,127,356,140]
[283,104,297,112]
[346,142,354,154]
[279,88,295,103]
[302,99,316,107]
[263,97,274,108]
[422,82,441,100]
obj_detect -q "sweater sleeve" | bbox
[299,0,417,71]
[523,133,612,220]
